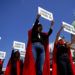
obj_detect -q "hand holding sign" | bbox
[50,20,54,28]
[36,14,41,20]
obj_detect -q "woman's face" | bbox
[58,39,65,45]
[38,25,42,32]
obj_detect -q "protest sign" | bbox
[62,21,75,35]
[38,7,53,21]
[0,51,6,59]
[13,41,26,57]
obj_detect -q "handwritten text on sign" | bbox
[62,22,75,35]
[13,41,25,51]
[13,41,26,57]
[38,7,53,21]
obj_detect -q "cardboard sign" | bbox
[38,7,53,21]
[62,22,75,35]
[13,41,26,57]
[0,51,6,59]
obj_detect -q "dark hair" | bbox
[38,23,42,28]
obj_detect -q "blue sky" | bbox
[0,0,75,68]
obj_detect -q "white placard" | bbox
[13,41,26,57]
[38,7,53,21]
[13,41,25,51]
[19,50,25,57]
[62,22,75,35]
[0,51,6,59]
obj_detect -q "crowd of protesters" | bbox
[0,14,75,75]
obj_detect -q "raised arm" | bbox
[55,26,64,44]
[48,20,54,36]
[66,42,75,50]
[32,14,41,29]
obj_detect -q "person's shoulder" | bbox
[28,29,32,34]
[42,32,48,35]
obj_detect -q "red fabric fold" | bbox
[4,60,11,75]
[4,59,21,75]
[0,60,2,65]
[17,60,20,75]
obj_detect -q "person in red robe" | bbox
[4,50,23,75]
[52,26,75,75]
[22,14,54,75]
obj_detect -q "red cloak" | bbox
[52,42,75,75]
[23,29,50,75]
[4,58,21,75]
[0,60,2,65]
